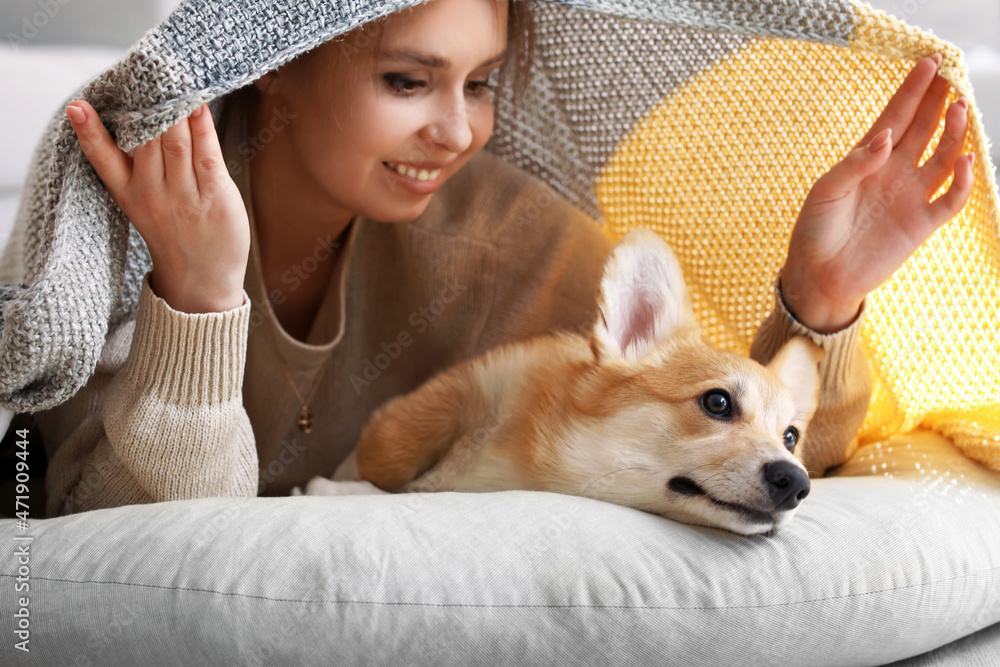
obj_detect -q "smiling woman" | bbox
[246,0,532,242]
[242,0,517,337]
[41,0,624,512]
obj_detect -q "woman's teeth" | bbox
[385,162,441,182]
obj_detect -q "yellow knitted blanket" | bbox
[591,7,1000,472]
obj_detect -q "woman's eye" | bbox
[783,427,800,451]
[467,80,496,96]
[382,74,496,97]
[383,74,424,95]
[700,390,732,419]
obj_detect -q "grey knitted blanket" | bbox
[1,0,996,418]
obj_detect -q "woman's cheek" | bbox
[471,103,495,149]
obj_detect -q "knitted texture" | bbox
[1,0,998,470]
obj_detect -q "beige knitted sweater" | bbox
[38,95,871,517]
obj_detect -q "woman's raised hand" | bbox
[65,100,250,314]
[779,54,974,333]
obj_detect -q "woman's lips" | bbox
[382,161,444,194]
[384,161,443,181]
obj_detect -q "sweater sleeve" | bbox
[749,279,873,478]
[40,274,259,517]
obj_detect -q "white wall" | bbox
[866,0,1000,168]
[158,0,185,17]
[0,0,184,48]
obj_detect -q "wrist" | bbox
[778,270,863,334]
[149,267,246,314]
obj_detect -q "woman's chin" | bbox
[360,199,434,224]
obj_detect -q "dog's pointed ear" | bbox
[593,229,697,363]
[767,337,825,419]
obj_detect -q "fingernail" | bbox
[956,96,969,111]
[65,103,86,125]
[868,128,892,153]
[191,104,204,118]
[930,53,943,68]
[969,153,976,167]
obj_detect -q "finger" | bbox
[920,97,969,195]
[856,54,941,148]
[927,153,975,227]
[132,133,165,190]
[187,104,228,195]
[160,114,198,193]
[810,128,893,201]
[65,100,132,194]
[895,74,951,162]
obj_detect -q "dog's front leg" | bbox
[290,477,390,496]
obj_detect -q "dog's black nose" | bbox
[763,461,810,511]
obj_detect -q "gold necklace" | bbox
[279,354,334,433]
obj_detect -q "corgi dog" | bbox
[296,229,824,536]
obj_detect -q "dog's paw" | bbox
[294,476,391,496]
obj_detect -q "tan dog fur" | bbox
[302,229,824,535]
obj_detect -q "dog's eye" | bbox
[701,390,732,419]
[783,426,800,451]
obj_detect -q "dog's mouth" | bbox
[668,476,706,497]
[668,476,775,526]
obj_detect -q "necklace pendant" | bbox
[296,406,315,433]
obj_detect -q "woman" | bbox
[45,0,972,515]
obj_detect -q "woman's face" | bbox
[255,0,508,224]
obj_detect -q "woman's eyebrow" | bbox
[380,49,507,69]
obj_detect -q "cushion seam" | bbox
[4,565,999,609]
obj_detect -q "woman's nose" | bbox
[423,99,474,154]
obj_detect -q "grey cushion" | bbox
[1,430,998,665]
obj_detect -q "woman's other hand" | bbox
[779,54,974,333]
[65,100,250,314]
